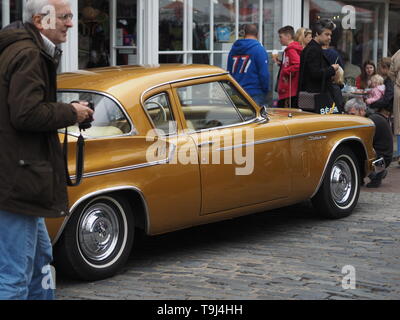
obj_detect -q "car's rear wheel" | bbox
[54,194,134,281]
[312,146,361,219]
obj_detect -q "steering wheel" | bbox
[145,101,167,123]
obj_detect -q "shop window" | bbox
[239,0,260,38]
[115,0,137,65]
[309,0,385,70]
[10,0,23,23]
[157,0,282,106]
[192,0,210,65]
[389,2,400,56]
[78,0,110,69]
[214,0,236,52]
[1,0,23,28]
[159,0,184,63]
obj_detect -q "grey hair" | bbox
[23,0,70,23]
[312,19,336,37]
[344,98,366,113]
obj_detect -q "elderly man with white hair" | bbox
[344,98,393,188]
[0,0,94,300]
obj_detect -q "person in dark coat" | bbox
[0,0,93,300]
[298,19,340,113]
[344,98,393,188]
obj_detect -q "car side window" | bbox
[220,81,257,121]
[176,81,243,131]
[144,93,177,135]
[57,91,133,138]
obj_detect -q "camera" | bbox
[71,101,95,130]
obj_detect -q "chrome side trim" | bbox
[217,124,374,152]
[310,136,369,199]
[217,136,290,152]
[57,89,137,138]
[69,144,176,180]
[52,185,150,245]
[290,124,374,140]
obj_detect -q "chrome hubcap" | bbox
[78,203,120,262]
[330,159,353,205]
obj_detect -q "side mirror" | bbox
[259,105,269,122]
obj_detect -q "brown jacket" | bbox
[0,22,77,218]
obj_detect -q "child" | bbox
[365,74,386,105]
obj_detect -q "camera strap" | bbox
[63,127,85,187]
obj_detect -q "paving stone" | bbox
[57,186,400,300]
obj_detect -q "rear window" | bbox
[57,91,133,138]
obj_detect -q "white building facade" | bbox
[1,0,400,94]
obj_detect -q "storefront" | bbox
[1,0,400,80]
[1,0,296,69]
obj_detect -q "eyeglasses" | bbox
[57,13,74,22]
[37,12,73,22]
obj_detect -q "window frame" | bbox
[158,0,283,66]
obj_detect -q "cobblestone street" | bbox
[57,165,400,300]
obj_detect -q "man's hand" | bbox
[71,101,94,123]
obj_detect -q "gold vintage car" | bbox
[51,64,377,280]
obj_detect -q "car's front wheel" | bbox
[312,146,361,219]
[54,194,134,281]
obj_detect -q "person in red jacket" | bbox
[276,26,303,108]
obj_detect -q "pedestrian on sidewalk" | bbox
[275,26,302,108]
[369,58,394,117]
[322,42,345,113]
[356,60,377,89]
[227,24,270,106]
[294,27,312,48]
[298,19,340,113]
[389,49,400,161]
[0,0,93,300]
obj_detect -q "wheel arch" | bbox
[52,185,150,246]
[310,137,368,199]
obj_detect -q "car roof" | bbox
[57,64,228,95]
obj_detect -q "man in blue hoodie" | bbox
[227,24,270,106]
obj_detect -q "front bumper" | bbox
[372,157,386,173]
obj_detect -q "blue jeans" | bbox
[251,93,268,106]
[0,210,55,300]
[397,135,400,157]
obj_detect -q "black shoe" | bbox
[366,180,382,188]
[381,169,388,180]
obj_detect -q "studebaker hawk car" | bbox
[51,64,377,281]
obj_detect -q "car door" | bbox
[171,78,291,215]
[141,85,202,231]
